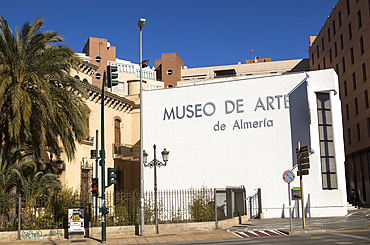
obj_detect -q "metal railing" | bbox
[0,187,215,232]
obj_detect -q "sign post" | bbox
[283,170,295,231]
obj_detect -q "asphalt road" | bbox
[160,230,370,245]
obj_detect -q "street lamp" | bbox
[138,17,146,236]
[143,144,169,234]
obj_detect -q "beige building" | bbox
[155,52,310,87]
[44,37,166,193]
[309,0,370,205]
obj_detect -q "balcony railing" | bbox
[113,144,140,159]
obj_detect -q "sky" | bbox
[1,0,338,68]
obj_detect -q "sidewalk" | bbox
[2,208,369,244]
[0,230,237,245]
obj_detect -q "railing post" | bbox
[214,189,218,230]
[18,194,21,240]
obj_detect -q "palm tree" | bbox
[0,16,89,161]
[0,145,35,194]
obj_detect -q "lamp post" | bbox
[143,144,169,234]
[138,17,146,236]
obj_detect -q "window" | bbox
[355,97,359,115]
[167,69,173,75]
[95,56,102,63]
[350,47,354,65]
[339,11,342,27]
[348,23,352,40]
[322,37,325,51]
[329,49,332,64]
[334,42,338,57]
[323,57,326,69]
[118,82,125,92]
[357,123,361,141]
[353,72,357,90]
[360,36,364,55]
[344,80,348,97]
[340,34,344,50]
[342,57,346,73]
[317,93,337,190]
[363,63,367,82]
[368,118,370,137]
[317,45,320,58]
[365,90,369,109]
[358,10,362,29]
[346,104,350,120]
[348,128,352,145]
[336,64,339,74]
[95,73,102,80]
[328,28,331,42]
[114,119,121,145]
[311,52,315,66]
[347,0,350,16]
[333,20,336,35]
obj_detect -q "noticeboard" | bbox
[68,207,84,235]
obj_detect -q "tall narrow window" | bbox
[342,57,346,73]
[336,64,339,75]
[346,104,350,121]
[339,11,342,26]
[329,49,333,63]
[322,37,325,51]
[317,45,320,58]
[355,97,359,115]
[365,90,369,109]
[335,42,338,57]
[348,23,352,40]
[323,57,326,69]
[340,34,344,50]
[311,52,315,66]
[114,119,121,145]
[333,20,336,35]
[347,0,350,16]
[348,128,352,145]
[317,93,337,190]
[357,123,361,141]
[344,80,348,97]
[358,10,362,29]
[353,72,357,90]
[368,118,370,137]
[363,63,367,82]
[350,47,355,65]
[328,28,331,42]
[360,36,364,55]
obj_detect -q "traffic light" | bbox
[106,65,118,88]
[92,178,99,196]
[297,145,310,176]
[107,167,117,187]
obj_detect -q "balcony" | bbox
[113,144,140,160]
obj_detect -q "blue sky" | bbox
[1,0,337,68]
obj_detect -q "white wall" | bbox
[143,69,347,218]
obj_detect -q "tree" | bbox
[0,144,35,194]
[0,16,89,161]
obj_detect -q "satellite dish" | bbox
[107,42,111,48]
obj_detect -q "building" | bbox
[309,0,370,205]
[82,37,163,95]
[155,52,310,88]
[142,69,347,218]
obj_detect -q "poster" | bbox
[68,207,84,234]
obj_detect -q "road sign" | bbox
[283,170,295,183]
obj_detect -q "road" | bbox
[159,230,370,244]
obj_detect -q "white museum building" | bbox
[142,69,347,218]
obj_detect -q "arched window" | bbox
[114,118,121,145]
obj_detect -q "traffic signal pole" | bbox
[297,141,306,229]
[101,70,107,242]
